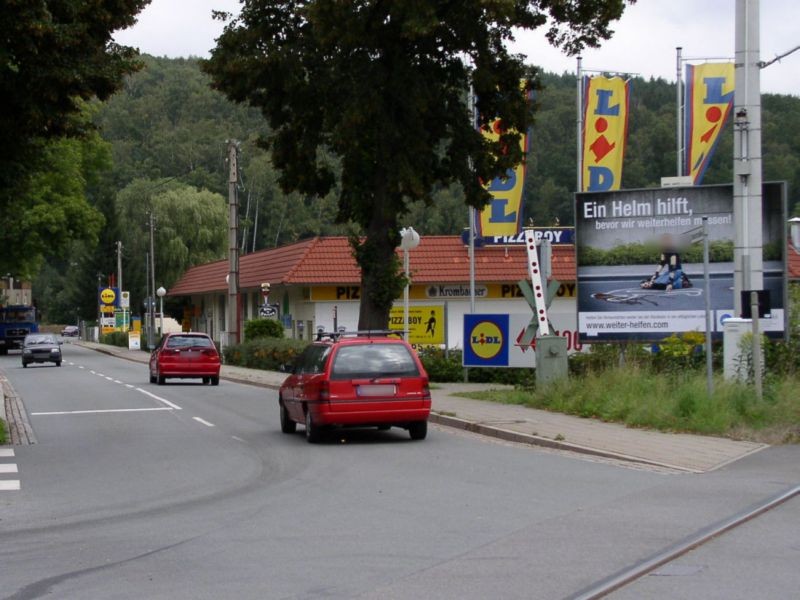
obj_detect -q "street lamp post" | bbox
[156,287,166,337]
[399,227,420,343]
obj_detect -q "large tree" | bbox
[0,0,150,274]
[204,0,629,329]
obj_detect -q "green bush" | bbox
[100,331,129,348]
[0,418,6,444]
[417,347,535,386]
[244,318,285,340]
[223,338,308,370]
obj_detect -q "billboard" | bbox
[388,305,444,348]
[581,76,631,192]
[576,183,786,342]
[685,63,734,184]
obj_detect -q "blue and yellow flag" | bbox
[476,87,531,238]
[685,62,734,184]
[581,76,631,192]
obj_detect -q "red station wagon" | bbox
[278,333,431,443]
[149,332,221,385]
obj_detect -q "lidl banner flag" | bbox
[476,88,531,238]
[581,76,631,192]
[685,62,734,184]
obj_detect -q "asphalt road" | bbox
[1,343,798,599]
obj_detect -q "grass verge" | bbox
[458,367,800,444]
[0,418,6,445]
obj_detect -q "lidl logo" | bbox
[99,287,116,305]
[463,314,510,367]
[469,321,504,360]
[581,76,630,192]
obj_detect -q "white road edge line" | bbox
[136,388,182,410]
[125,384,135,389]
[31,408,174,416]
[0,481,21,491]
[192,417,215,427]
[0,464,18,474]
[0,449,14,458]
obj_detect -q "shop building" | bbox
[168,235,577,350]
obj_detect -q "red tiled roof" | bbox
[169,235,576,296]
[789,241,800,280]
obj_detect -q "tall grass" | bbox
[0,418,6,445]
[462,367,800,442]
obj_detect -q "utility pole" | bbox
[148,211,157,349]
[576,56,583,191]
[226,140,240,347]
[733,0,763,315]
[676,47,683,176]
[116,241,123,294]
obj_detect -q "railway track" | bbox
[569,484,800,599]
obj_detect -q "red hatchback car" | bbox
[279,333,431,443]
[149,332,221,385]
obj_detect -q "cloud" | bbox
[114,0,798,95]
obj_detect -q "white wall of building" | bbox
[313,296,580,352]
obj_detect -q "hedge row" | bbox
[100,331,130,348]
[222,338,308,371]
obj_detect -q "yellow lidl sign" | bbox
[388,305,444,347]
[477,120,528,238]
[99,287,116,305]
[685,62,734,184]
[581,76,631,192]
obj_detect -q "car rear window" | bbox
[331,343,419,379]
[166,335,213,349]
[296,344,330,374]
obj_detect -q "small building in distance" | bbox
[168,235,578,351]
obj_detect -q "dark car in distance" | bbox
[278,332,431,443]
[21,333,62,367]
[149,332,221,385]
[61,325,79,337]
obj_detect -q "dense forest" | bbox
[32,56,800,323]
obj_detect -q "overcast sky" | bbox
[114,0,799,96]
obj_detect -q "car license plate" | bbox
[357,384,396,397]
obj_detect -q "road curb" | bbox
[428,411,700,473]
[0,372,37,445]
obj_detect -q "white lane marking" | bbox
[97,373,105,377]
[31,408,174,416]
[125,384,135,389]
[114,380,122,384]
[78,365,85,369]
[136,388,182,410]
[89,370,96,374]
[232,435,246,443]
[0,481,21,491]
[0,449,14,458]
[68,362,74,366]
[192,417,215,427]
[104,376,113,381]
[0,464,19,474]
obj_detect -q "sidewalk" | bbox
[75,341,767,473]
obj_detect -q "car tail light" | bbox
[422,377,431,400]
[319,381,330,401]
[201,349,218,358]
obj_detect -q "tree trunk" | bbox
[354,199,402,331]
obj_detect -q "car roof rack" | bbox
[315,329,407,342]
